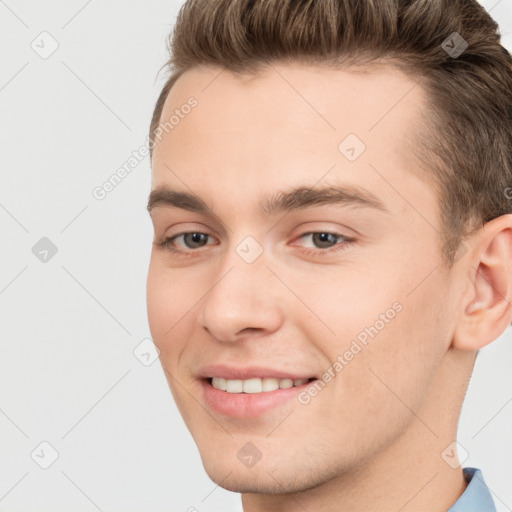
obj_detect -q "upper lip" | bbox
[198,364,316,381]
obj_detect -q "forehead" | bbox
[156,61,426,138]
[151,62,431,216]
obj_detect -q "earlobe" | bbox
[452,215,512,351]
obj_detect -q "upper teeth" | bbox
[211,377,310,393]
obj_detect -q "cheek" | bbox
[296,258,449,413]
[146,258,188,354]
[146,262,195,418]
[146,260,169,342]
[287,261,400,353]
[335,272,451,415]
[146,257,209,364]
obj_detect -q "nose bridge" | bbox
[198,234,283,342]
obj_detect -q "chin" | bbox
[202,463,298,495]
[199,450,336,496]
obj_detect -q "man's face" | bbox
[147,63,459,493]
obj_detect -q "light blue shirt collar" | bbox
[448,467,496,511]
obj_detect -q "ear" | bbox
[453,214,512,351]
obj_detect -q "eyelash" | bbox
[157,231,355,258]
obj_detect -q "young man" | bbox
[146,0,512,510]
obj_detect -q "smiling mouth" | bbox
[206,376,317,393]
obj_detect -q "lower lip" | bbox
[201,378,316,418]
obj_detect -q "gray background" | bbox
[1,1,511,511]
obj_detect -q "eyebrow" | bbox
[147,184,389,216]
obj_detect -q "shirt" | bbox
[447,467,497,511]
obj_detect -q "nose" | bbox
[197,243,284,343]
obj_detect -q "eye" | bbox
[158,232,215,255]
[157,230,354,258]
[293,231,354,255]
[298,232,343,249]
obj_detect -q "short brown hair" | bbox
[149,0,512,266]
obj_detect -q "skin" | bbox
[146,62,512,512]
